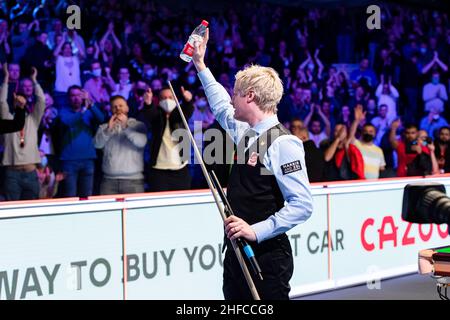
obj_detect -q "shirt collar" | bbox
[251,114,279,136]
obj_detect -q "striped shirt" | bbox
[354,140,386,179]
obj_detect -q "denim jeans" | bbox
[61,159,95,198]
[100,178,145,195]
[4,169,40,201]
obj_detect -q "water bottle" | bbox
[180,20,209,62]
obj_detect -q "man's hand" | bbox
[81,90,93,107]
[411,144,422,154]
[391,119,401,131]
[108,115,117,130]
[181,86,192,102]
[13,93,26,109]
[224,215,257,242]
[3,62,8,84]
[144,88,153,105]
[354,104,366,122]
[116,113,128,129]
[31,67,38,83]
[192,28,209,72]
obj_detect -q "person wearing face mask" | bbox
[351,120,386,179]
[127,80,149,119]
[139,85,194,191]
[186,71,197,87]
[142,63,157,81]
[420,106,449,138]
[94,95,147,195]
[422,71,448,114]
[188,95,215,132]
[83,61,115,105]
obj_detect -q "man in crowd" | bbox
[1,67,45,200]
[51,85,105,197]
[139,85,194,191]
[348,105,386,179]
[389,121,438,177]
[94,95,147,194]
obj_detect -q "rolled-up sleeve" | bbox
[251,135,313,243]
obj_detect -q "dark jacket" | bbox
[302,139,325,182]
[138,98,194,167]
[0,107,25,134]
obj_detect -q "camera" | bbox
[403,183,450,300]
[405,137,433,154]
[402,183,450,227]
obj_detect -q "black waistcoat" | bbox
[227,123,290,225]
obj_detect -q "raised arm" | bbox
[421,55,436,74]
[317,104,331,137]
[93,41,100,60]
[53,34,65,58]
[0,32,10,55]
[388,79,399,99]
[99,26,111,51]
[299,51,312,70]
[30,67,46,123]
[434,52,448,72]
[314,49,324,79]
[324,136,341,162]
[0,63,9,117]
[73,33,85,59]
[347,105,365,145]
[192,28,249,144]
[303,104,315,128]
[389,119,401,150]
[427,142,440,175]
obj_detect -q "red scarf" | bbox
[335,144,365,179]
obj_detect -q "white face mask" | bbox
[159,99,177,113]
[92,68,102,77]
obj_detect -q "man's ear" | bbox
[246,91,255,104]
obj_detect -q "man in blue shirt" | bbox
[192,29,313,300]
[52,85,105,197]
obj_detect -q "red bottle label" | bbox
[182,42,194,56]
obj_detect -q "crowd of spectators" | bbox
[0,0,449,200]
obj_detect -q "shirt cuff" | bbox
[197,68,215,87]
[251,219,273,243]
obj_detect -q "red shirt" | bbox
[396,140,430,177]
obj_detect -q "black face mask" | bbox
[362,133,374,143]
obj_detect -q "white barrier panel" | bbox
[0,210,124,300]
[0,176,449,299]
[124,203,224,299]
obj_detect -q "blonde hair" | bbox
[234,65,283,113]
